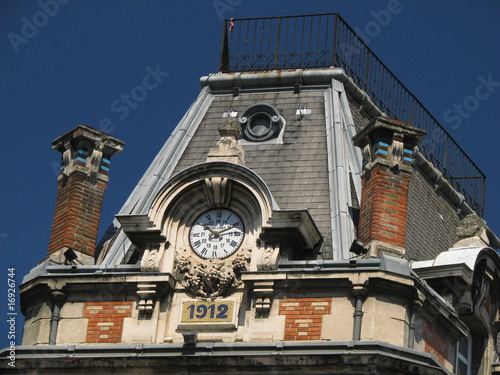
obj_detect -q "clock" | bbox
[189,209,244,259]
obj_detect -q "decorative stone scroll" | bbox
[258,241,280,270]
[203,177,232,208]
[141,244,162,272]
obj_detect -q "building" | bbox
[2,13,499,375]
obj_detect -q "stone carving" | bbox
[457,214,487,239]
[140,244,162,272]
[145,249,158,271]
[454,213,490,248]
[390,133,404,168]
[362,143,372,168]
[60,148,72,178]
[88,148,103,181]
[203,177,232,207]
[258,242,280,270]
[206,118,245,164]
[174,248,250,298]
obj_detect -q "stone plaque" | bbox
[179,300,237,329]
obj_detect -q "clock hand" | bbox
[203,225,216,234]
[204,225,224,240]
[214,225,236,235]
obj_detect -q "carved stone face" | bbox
[456,214,486,239]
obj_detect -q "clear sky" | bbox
[1,0,499,349]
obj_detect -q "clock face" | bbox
[189,209,244,259]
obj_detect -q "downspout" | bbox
[408,299,422,349]
[352,286,368,341]
[49,291,65,345]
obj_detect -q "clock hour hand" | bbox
[203,225,217,234]
[204,225,225,240]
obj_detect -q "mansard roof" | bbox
[99,68,372,263]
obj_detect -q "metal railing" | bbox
[219,13,486,216]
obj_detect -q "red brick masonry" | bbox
[83,301,133,343]
[422,321,449,365]
[48,172,107,257]
[358,164,410,248]
[279,298,332,340]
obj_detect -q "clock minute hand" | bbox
[214,225,236,235]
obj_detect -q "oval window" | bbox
[239,103,283,142]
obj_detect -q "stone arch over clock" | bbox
[143,161,277,297]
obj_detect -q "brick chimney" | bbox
[47,125,124,265]
[353,117,425,258]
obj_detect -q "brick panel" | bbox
[279,298,332,341]
[422,321,449,365]
[83,301,133,343]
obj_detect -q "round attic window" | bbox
[239,103,283,142]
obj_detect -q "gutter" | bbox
[200,68,385,119]
[0,341,452,374]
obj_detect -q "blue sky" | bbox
[1,0,499,349]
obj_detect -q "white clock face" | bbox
[189,209,244,259]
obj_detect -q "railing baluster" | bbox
[332,14,339,66]
[274,17,281,70]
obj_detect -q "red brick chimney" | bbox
[353,117,425,258]
[47,125,124,265]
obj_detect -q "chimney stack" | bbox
[47,125,124,265]
[353,117,425,258]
